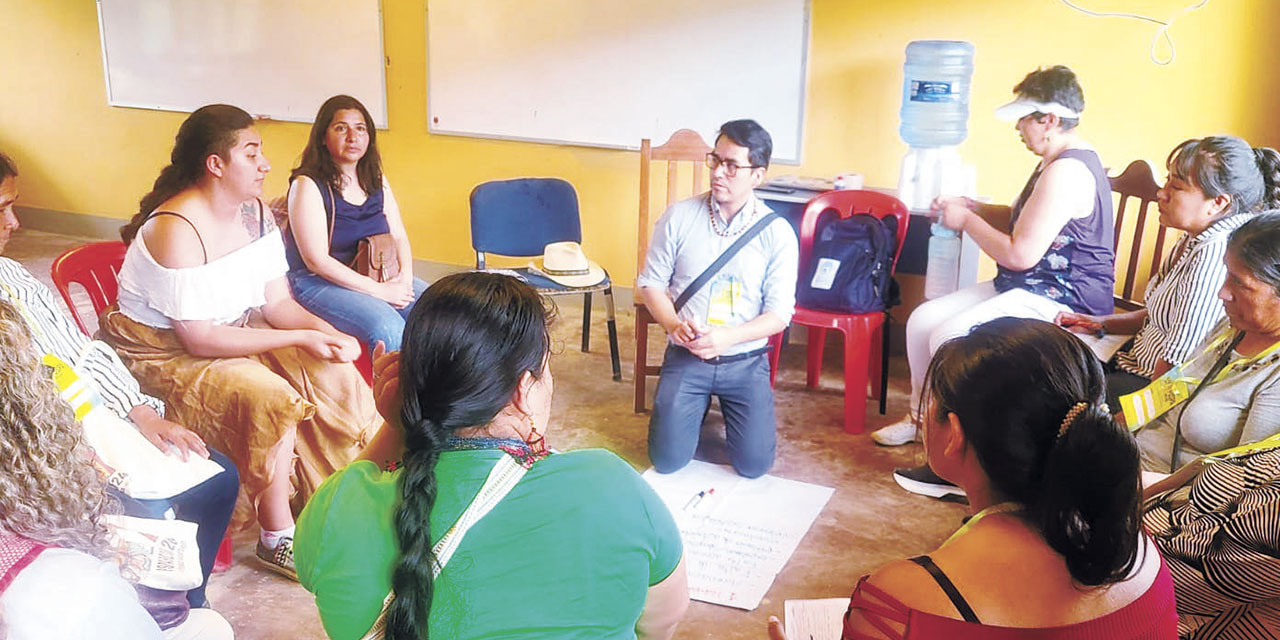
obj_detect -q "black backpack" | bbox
[796,213,900,314]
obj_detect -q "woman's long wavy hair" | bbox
[0,301,114,557]
[920,317,1142,587]
[386,272,554,640]
[290,94,383,196]
[119,104,254,244]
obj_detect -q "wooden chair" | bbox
[1110,159,1177,310]
[634,130,713,412]
[633,130,784,412]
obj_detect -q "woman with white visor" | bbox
[877,65,1117,501]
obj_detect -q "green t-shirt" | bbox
[295,448,682,640]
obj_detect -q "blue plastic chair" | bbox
[470,178,621,381]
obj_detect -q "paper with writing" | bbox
[642,460,834,609]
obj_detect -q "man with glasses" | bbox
[637,119,798,478]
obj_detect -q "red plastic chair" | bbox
[354,343,373,385]
[51,241,238,572]
[51,241,376,385]
[771,190,910,434]
[49,241,128,335]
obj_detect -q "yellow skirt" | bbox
[99,309,378,531]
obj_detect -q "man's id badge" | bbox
[1119,369,1194,431]
[706,275,743,326]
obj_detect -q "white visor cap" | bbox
[994,98,1081,122]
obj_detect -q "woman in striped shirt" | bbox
[1143,443,1280,638]
[1134,213,1280,472]
[1059,136,1280,409]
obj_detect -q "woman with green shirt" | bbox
[295,272,688,640]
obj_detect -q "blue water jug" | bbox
[900,40,975,148]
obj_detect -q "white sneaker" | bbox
[871,416,919,446]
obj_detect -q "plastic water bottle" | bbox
[900,40,975,147]
[925,222,961,299]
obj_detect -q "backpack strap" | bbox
[1170,330,1246,471]
[673,211,780,313]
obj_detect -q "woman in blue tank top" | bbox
[877,67,1117,474]
[284,95,428,353]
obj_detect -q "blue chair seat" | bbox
[470,178,621,381]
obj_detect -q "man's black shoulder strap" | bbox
[673,212,780,313]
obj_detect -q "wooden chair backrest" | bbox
[1110,159,1177,310]
[637,129,713,278]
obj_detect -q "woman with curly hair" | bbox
[0,301,196,639]
[0,151,238,610]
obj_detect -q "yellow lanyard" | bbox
[1156,433,1280,496]
[1121,327,1280,430]
[0,280,47,341]
[1209,432,1280,460]
[42,352,100,420]
[943,501,1022,546]
[1182,329,1280,386]
[0,281,99,419]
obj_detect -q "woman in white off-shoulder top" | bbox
[100,104,379,581]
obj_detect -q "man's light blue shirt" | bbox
[637,192,798,356]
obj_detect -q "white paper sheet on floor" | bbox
[785,598,848,640]
[642,460,835,610]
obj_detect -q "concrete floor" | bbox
[10,227,966,640]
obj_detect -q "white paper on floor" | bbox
[784,598,848,640]
[642,460,835,610]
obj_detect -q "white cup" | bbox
[834,173,864,190]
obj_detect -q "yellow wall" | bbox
[3,0,1278,284]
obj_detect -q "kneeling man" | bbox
[637,119,797,478]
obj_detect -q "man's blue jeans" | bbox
[648,345,777,479]
[288,270,429,352]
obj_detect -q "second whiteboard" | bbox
[426,0,809,162]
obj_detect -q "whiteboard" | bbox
[426,0,809,163]
[97,0,388,128]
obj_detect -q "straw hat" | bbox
[528,241,606,288]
